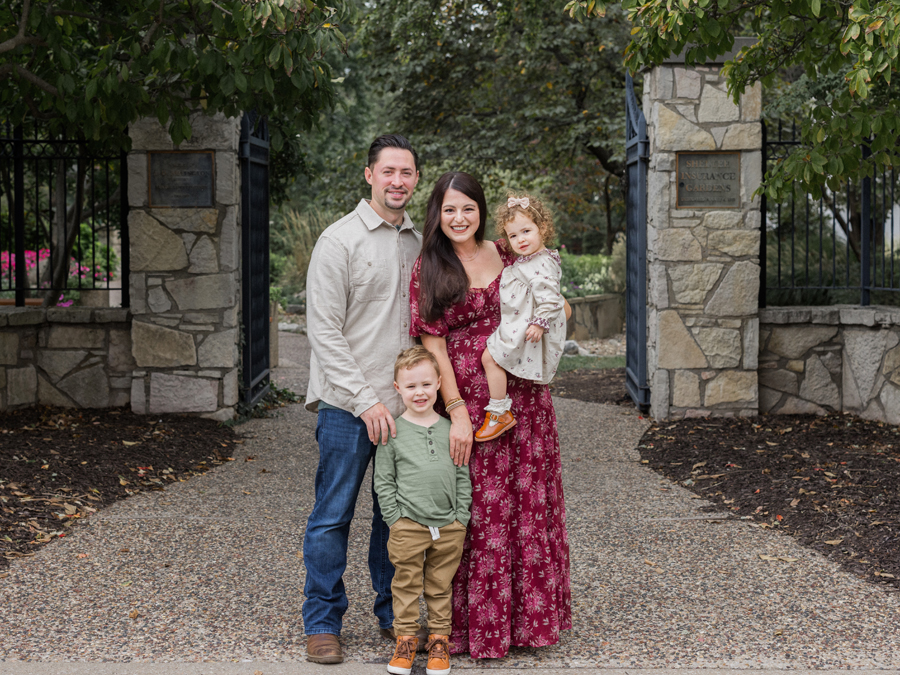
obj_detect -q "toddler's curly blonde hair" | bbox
[494,192,556,248]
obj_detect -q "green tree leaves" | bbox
[565,0,900,200]
[0,0,357,152]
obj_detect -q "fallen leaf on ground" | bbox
[129,609,140,619]
[824,539,844,545]
[875,571,895,578]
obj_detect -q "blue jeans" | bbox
[302,408,394,635]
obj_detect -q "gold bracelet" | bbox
[445,398,466,412]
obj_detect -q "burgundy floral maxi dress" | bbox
[409,240,572,659]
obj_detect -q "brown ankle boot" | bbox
[306,633,343,664]
[474,410,516,442]
[387,635,418,675]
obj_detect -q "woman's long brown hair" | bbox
[418,172,487,323]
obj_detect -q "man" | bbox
[302,134,423,664]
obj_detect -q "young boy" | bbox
[374,346,472,675]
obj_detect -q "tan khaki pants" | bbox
[387,518,467,636]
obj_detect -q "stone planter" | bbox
[566,293,624,341]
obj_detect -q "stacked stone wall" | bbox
[126,113,242,422]
[566,294,624,341]
[643,64,762,419]
[0,308,133,410]
[760,306,900,424]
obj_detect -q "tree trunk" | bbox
[42,158,85,307]
[603,174,615,255]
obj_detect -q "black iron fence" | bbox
[761,120,900,307]
[0,124,129,308]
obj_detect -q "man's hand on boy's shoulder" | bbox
[360,402,397,445]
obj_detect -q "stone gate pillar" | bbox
[126,113,241,421]
[643,44,762,419]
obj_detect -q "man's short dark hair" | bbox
[368,134,419,172]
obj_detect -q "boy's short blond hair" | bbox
[394,345,441,381]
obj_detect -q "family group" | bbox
[302,134,571,675]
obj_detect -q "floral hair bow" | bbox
[507,197,530,209]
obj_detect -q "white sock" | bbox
[484,397,512,424]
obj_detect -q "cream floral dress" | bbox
[485,248,565,385]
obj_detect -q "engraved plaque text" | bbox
[676,152,741,209]
[149,152,215,208]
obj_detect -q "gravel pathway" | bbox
[0,332,898,668]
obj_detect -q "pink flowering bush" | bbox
[1,248,115,306]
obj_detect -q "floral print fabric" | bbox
[486,248,566,385]
[410,240,572,659]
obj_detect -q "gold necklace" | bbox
[458,243,481,263]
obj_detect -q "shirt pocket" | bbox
[350,257,390,302]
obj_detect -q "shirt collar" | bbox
[357,199,415,232]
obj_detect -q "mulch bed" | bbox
[0,406,239,571]
[553,368,899,591]
[550,367,632,406]
[641,415,900,590]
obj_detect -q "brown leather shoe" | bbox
[306,633,343,664]
[380,626,429,651]
[474,410,516,442]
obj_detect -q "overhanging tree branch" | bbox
[0,63,60,96]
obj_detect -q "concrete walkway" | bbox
[0,332,898,673]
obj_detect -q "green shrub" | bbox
[276,208,336,292]
[558,245,625,298]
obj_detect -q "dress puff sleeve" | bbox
[409,256,449,338]
[528,252,565,331]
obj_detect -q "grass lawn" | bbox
[556,355,625,372]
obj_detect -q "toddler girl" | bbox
[476,193,566,442]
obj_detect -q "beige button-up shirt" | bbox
[305,199,422,419]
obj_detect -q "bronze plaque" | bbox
[149,151,215,207]
[676,152,741,209]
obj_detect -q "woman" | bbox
[409,172,572,659]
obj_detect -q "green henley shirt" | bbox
[373,416,472,529]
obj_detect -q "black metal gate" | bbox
[240,112,271,406]
[760,120,900,308]
[624,73,650,410]
[0,124,129,307]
